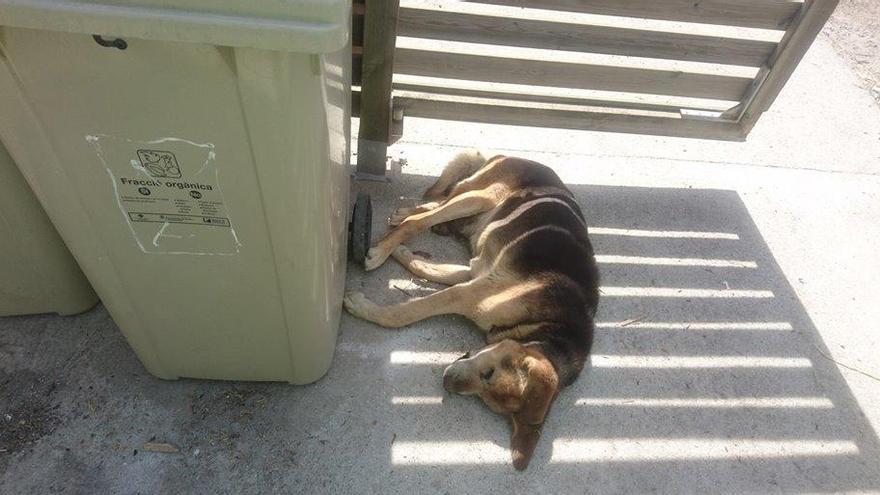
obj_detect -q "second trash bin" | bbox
[0,139,98,316]
[0,0,352,383]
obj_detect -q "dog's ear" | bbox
[510,417,541,470]
[509,356,558,470]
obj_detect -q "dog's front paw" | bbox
[388,207,412,227]
[364,247,389,271]
[343,291,376,320]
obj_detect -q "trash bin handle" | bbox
[92,35,127,50]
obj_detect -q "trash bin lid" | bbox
[0,0,349,53]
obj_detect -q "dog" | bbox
[344,152,599,470]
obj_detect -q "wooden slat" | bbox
[392,82,728,113]
[463,0,803,30]
[352,90,361,118]
[396,97,745,140]
[352,52,362,86]
[351,0,365,88]
[395,48,752,100]
[352,10,364,47]
[398,7,777,66]
[739,0,838,136]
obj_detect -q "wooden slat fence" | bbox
[353,0,839,174]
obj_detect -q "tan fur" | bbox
[345,153,597,470]
[364,187,504,270]
[388,201,439,227]
[391,245,471,285]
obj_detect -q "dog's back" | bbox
[434,155,600,385]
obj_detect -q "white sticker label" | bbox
[87,135,241,255]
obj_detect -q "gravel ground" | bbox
[823,0,880,104]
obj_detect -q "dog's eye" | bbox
[480,368,494,381]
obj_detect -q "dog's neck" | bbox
[523,321,593,387]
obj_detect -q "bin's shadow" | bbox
[333,172,880,492]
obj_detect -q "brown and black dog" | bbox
[344,152,599,470]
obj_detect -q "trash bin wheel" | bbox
[349,192,372,265]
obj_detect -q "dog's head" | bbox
[442,339,559,470]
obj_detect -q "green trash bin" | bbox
[0,139,98,316]
[0,0,352,383]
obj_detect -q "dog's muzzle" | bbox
[442,370,457,392]
[442,351,473,393]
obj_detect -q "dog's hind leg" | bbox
[422,150,486,201]
[392,155,508,227]
[392,245,471,285]
[344,278,489,328]
[365,188,500,270]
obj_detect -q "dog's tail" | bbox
[422,150,487,201]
